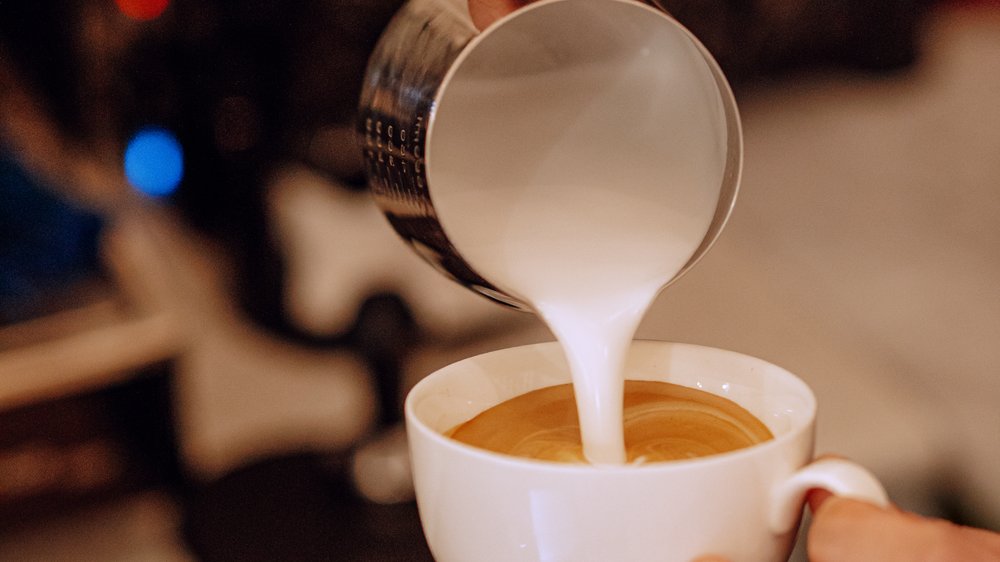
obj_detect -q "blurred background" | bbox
[0,0,997,559]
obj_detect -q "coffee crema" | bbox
[448,380,773,464]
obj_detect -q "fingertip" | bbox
[468,0,532,30]
[805,453,889,516]
[806,488,834,514]
[807,496,918,561]
[812,494,892,522]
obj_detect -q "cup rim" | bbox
[405,340,816,474]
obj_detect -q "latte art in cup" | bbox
[448,380,773,464]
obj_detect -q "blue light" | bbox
[124,127,184,197]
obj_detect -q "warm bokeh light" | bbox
[124,127,184,197]
[114,0,170,21]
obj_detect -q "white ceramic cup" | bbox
[405,341,888,562]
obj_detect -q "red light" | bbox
[114,0,169,21]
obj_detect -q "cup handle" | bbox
[769,458,890,534]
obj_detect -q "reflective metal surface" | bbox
[358,0,742,310]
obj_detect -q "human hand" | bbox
[695,489,1000,561]
[467,0,532,30]
[803,489,1000,561]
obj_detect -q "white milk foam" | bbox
[430,5,728,463]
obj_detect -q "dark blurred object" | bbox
[0,0,404,336]
[183,452,433,562]
[116,0,404,336]
[108,0,404,225]
[659,0,933,84]
[0,3,86,141]
[347,292,419,428]
[0,149,105,325]
[0,362,182,529]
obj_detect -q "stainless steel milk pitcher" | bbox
[358,0,743,310]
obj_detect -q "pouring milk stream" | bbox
[359,0,740,464]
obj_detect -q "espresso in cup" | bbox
[449,380,773,464]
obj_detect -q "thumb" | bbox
[808,496,1000,562]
